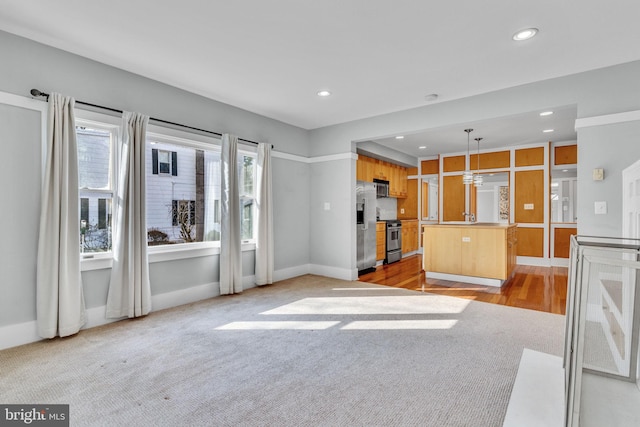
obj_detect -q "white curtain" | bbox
[36,93,86,338]
[255,143,274,286]
[106,112,151,318]
[220,133,242,295]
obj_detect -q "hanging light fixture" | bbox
[462,129,474,185]
[474,137,483,187]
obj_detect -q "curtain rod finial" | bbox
[30,88,49,98]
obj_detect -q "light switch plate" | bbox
[594,201,607,215]
[524,203,534,210]
[324,202,331,211]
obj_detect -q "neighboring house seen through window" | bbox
[76,114,257,257]
[77,125,115,254]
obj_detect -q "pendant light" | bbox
[462,129,474,185]
[473,137,483,187]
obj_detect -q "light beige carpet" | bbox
[0,275,564,426]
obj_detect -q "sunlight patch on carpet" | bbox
[261,296,471,315]
[215,321,340,330]
[341,319,458,330]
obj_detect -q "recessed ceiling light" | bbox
[424,94,439,102]
[562,169,569,172]
[543,129,554,133]
[513,28,538,41]
[540,111,553,116]
[418,146,426,149]
[395,136,404,140]
[317,90,331,97]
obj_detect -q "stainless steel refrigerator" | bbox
[356,180,376,275]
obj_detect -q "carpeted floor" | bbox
[0,275,565,426]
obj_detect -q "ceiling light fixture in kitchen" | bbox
[424,93,439,102]
[395,135,404,139]
[540,111,553,116]
[513,28,538,41]
[463,129,474,185]
[317,90,331,97]
[419,146,426,149]
[543,129,554,133]
[474,137,483,187]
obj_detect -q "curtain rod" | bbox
[30,89,270,148]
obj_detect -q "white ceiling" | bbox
[1,1,639,155]
[370,104,578,158]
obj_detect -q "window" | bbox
[152,148,178,176]
[239,154,256,241]
[146,134,222,246]
[77,125,115,253]
[145,133,257,247]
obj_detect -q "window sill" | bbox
[80,242,256,271]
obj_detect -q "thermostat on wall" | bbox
[593,168,604,181]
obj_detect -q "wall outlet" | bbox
[462,236,471,242]
[524,203,534,210]
[594,201,607,215]
[401,208,405,214]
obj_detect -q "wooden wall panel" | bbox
[443,155,466,172]
[407,166,418,175]
[554,227,577,258]
[517,227,544,257]
[442,175,465,222]
[398,178,418,219]
[515,147,545,167]
[421,159,439,175]
[470,150,510,170]
[554,145,577,165]
[515,170,545,223]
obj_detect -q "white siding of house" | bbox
[146,143,196,241]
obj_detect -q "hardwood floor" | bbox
[358,255,568,315]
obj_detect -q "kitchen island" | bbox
[422,223,517,287]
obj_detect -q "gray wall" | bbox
[0,31,311,328]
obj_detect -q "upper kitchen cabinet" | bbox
[356,154,408,198]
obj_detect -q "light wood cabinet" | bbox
[401,220,419,254]
[398,178,418,219]
[423,224,517,281]
[356,155,408,199]
[376,222,386,261]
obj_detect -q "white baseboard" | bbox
[0,320,41,351]
[309,264,354,281]
[517,256,552,267]
[274,264,311,282]
[550,258,570,267]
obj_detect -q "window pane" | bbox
[77,128,111,189]
[147,141,221,245]
[240,155,254,196]
[79,194,112,252]
[77,126,113,253]
[241,198,253,240]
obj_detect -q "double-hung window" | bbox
[76,118,117,254]
[239,152,256,242]
[75,109,257,261]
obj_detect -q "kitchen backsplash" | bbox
[376,197,397,220]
